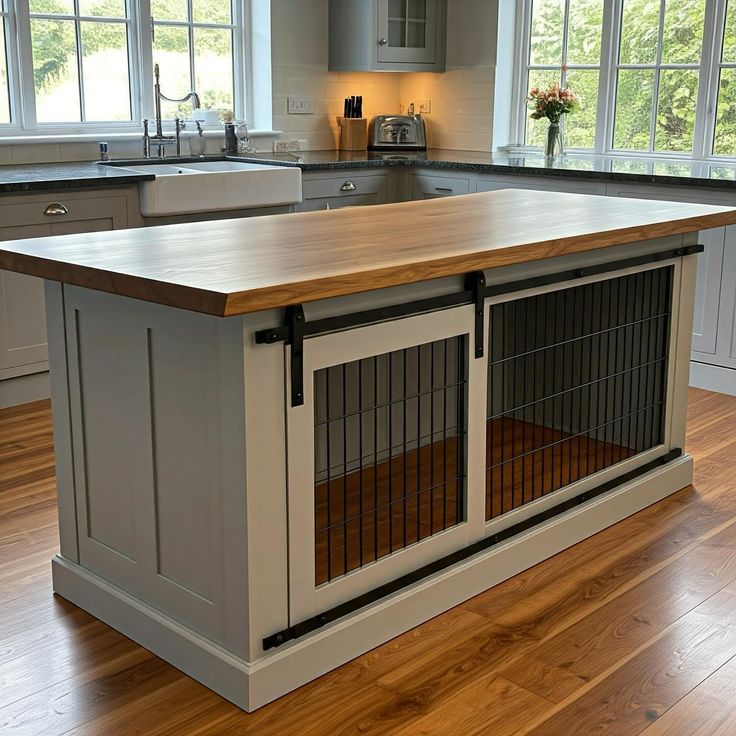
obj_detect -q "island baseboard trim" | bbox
[264,448,683,650]
[51,453,693,712]
[51,556,256,710]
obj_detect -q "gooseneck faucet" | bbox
[153,63,201,138]
[144,64,201,158]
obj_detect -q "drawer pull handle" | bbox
[44,203,68,216]
[434,187,453,193]
[340,181,357,192]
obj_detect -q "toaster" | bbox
[368,114,427,150]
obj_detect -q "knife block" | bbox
[337,117,368,151]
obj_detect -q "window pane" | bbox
[194,27,233,113]
[619,0,660,64]
[723,0,736,63]
[529,0,564,66]
[151,0,188,22]
[654,69,698,152]
[81,21,131,120]
[566,0,603,65]
[153,24,191,119]
[714,68,736,155]
[0,18,9,123]
[78,0,126,18]
[525,68,562,146]
[31,18,81,122]
[613,69,655,150]
[564,69,598,148]
[661,0,705,64]
[29,0,74,14]
[192,0,231,24]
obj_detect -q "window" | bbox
[525,0,602,148]
[29,0,133,123]
[517,0,736,157]
[151,0,234,120]
[0,0,267,133]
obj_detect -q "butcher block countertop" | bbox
[1,189,735,317]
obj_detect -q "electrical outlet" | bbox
[273,139,307,153]
[417,99,431,114]
[287,96,314,114]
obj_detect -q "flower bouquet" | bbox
[527,82,579,157]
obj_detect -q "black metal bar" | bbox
[466,271,486,359]
[263,448,683,650]
[288,304,305,407]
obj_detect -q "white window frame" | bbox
[511,0,736,160]
[0,0,271,137]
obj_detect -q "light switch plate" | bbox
[288,96,314,114]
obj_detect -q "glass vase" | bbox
[545,121,563,158]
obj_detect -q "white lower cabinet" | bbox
[605,183,736,393]
[0,191,131,385]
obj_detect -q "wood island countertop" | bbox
[1,189,735,317]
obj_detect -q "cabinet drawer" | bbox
[412,174,470,199]
[475,175,606,196]
[0,193,128,231]
[302,175,388,200]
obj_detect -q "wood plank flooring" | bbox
[1,389,736,735]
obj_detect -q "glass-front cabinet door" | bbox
[378,0,438,65]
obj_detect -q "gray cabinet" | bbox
[0,191,131,382]
[296,171,389,211]
[329,0,447,72]
[412,172,470,199]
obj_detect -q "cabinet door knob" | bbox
[379,37,388,46]
[44,203,68,216]
[340,181,357,192]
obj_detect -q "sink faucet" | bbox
[145,64,201,158]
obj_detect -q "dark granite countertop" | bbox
[1,150,735,194]
[234,150,736,190]
[0,161,154,193]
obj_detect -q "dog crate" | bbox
[278,253,684,643]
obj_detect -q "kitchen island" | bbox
[1,189,735,711]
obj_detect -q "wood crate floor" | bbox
[1,389,736,735]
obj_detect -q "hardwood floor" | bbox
[1,389,736,735]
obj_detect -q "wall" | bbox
[399,0,498,151]
[270,0,401,150]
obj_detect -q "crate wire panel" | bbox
[314,336,468,585]
[486,266,673,521]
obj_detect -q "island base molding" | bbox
[52,452,692,712]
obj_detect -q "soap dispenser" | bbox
[223,123,238,154]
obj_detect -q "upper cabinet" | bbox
[329,0,447,72]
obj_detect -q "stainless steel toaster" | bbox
[368,114,427,150]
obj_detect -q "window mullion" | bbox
[512,0,533,146]
[12,0,37,129]
[647,0,666,152]
[136,0,154,122]
[598,0,620,153]
[696,0,727,158]
[188,0,195,106]
[74,3,85,122]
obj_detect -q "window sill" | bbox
[0,129,283,145]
